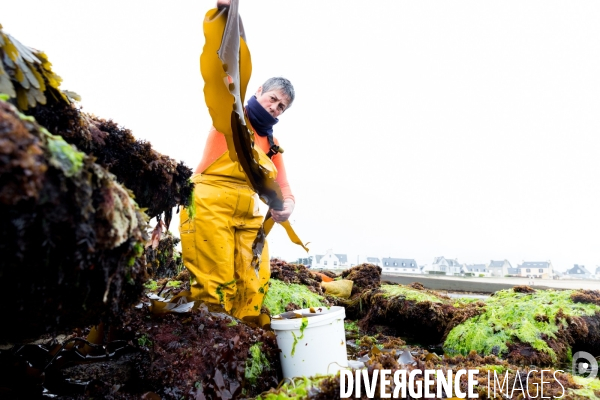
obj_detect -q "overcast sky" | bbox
[4,1,600,273]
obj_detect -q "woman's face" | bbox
[255,87,291,118]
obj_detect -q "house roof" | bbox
[465,264,487,272]
[366,257,380,263]
[566,264,591,275]
[433,256,461,266]
[519,261,551,269]
[489,260,512,268]
[381,258,418,268]
[315,255,324,263]
[596,266,600,274]
[335,254,347,263]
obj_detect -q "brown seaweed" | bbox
[0,98,148,342]
[340,263,382,297]
[270,258,325,296]
[1,25,193,223]
[26,98,194,221]
[144,231,185,279]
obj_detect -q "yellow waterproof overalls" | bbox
[179,147,274,319]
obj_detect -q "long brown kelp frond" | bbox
[200,2,308,266]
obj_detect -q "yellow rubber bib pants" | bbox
[179,149,271,319]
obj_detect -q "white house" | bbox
[564,264,592,280]
[464,264,490,277]
[424,256,463,275]
[366,257,381,267]
[381,258,420,274]
[487,260,512,277]
[518,261,554,279]
[314,249,349,269]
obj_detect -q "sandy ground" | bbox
[380,273,600,293]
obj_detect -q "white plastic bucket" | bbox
[271,306,348,378]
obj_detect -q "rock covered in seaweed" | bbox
[144,231,185,279]
[342,282,600,367]
[0,98,148,341]
[270,258,325,295]
[340,263,382,296]
[263,279,329,316]
[26,99,194,221]
[1,25,193,222]
[444,288,600,366]
[254,349,583,399]
[119,304,281,399]
[341,283,485,345]
[266,259,334,315]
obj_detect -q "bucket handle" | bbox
[277,377,296,390]
[327,361,352,374]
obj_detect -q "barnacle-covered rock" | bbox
[0,98,148,341]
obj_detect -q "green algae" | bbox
[453,297,482,307]
[263,279,325,316]
[381,284,445,303]
[185,183,196,219]
[444,289,600,362]
[566,376,600,399]
[144,280,159,291]
[46,132,84,177]
[216,279,236,305]
[344,320,359,335]
[245,343,270,385]
[127,242,145,268]
[290,317,308,356]
[483,364,507,374]
[256,375,330,400]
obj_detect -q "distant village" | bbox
[296,250,600,280]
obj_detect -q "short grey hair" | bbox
[261,77,295,108]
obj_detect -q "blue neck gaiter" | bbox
[246,95,278,137]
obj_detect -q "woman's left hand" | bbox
[271,199,295,223]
